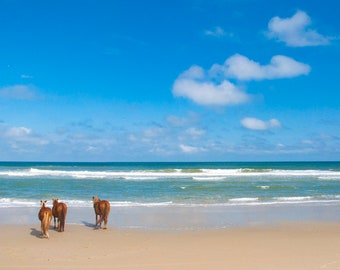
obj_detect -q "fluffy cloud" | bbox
[267,10,330,47]
[5,126,32,137]
[241,117,281,130]
[1,126,49,147]
[172,65,250,106]
[173,53,310,105]
[210,54,311,80]
[0,85,37,100]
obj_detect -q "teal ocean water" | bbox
[1,162,340,228]
[1,161,340,207]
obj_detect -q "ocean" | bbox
[1,161,340,229]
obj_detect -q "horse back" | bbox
[39,207,52,221]
[53,202,67,218]
[94,200,110,215]
[58,202,67,217]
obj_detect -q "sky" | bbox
[0,0,339,162]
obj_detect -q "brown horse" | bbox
[38,200,52,238]
[52,198,68,232]
[92,196,110,229]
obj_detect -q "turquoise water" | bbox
[1,161,340,208]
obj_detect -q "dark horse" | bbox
[52,198,67,232]
[92,196,110,229]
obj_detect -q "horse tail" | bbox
[98,201,110,228]
[42,210,51,238]
[105,201,110,219]
[59,204,67,231]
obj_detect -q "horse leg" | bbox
[103,215,108,229]
[59,217,63,232]
[59,215,65,232]
[95,214,98,228]
[97,215,101,228]
[96,214,104,228]
[60,207,66,232]
[40,221,44,236]
[45,228,49,238]
[42,219,47,238]
[99,214,102,228]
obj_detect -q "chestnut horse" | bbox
[52,199,68,232]
[92,196,110,229]
[38,200,52,238]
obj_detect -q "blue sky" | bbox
[0,0,339,162]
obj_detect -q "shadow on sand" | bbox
[82,221,98,229]
[30,228,42,239]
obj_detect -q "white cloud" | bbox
[267,10,330,47]
[0,85,37,100]
[211,54,311,80]
[172,65,250,106]
[5,127,32,137]
[21,74,34,79]
[166,112,199,127]
[143,127,164,139]
[184,127,206,138]
[241,117,281,130]
[179,144,202,154]
[173,53,310,106]
[173,78,250,106]
[1,126,48,147]
[205,26,225,37]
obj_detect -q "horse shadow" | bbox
[82,221,98,229]
[30,228,42,239]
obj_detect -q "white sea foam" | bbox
[192,177,227,181]
[123,177,159,180]
[275,196,312,201]
[1,197,340,208]
[229,197,259,202]
[1,167,340,180]
[318,176,340,180]
[258,185,270,189]
[0,198,40,207]
[0,198,176,208]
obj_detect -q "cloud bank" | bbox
[0,85,37,100]
[267,11,330,47]
[173,54,310,106]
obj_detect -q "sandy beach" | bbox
[1,223,340,270]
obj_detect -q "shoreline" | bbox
[2,203,340,230]
[1,222,340,269]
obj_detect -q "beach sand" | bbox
[1,223,340,269]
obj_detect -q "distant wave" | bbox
[1,195,340,208]
[1,167,340,180]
